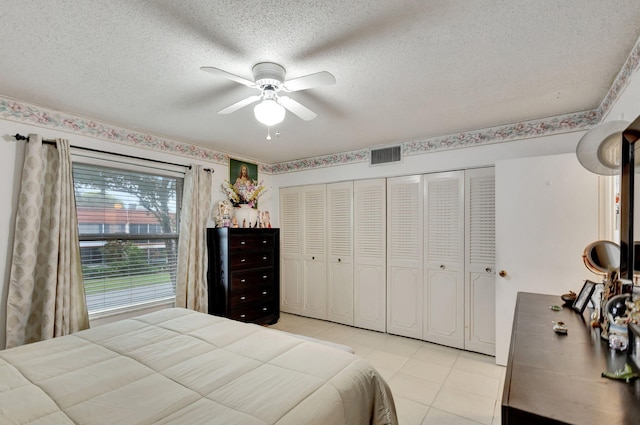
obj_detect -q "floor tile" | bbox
[413,344,461,368]
[444,369,500,399]
[432,386,496,425]
[374,366,397,382]
[271,314,505,425]
[422,408,483,425]
[388,373,442,405]
[349,329,389,348]
[454,352,503,380]
[376,334,422,357]
[400,357,451,385]
[366,350,410,372]
[315,324,361,344]
[394,396,430,425]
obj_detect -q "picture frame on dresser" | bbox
[572,280,596,313]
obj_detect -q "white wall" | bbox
[269,130,586,226]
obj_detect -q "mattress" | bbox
[0,307,397,424]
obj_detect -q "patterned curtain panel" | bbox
[175,165,212,312]
[5,135,89,349]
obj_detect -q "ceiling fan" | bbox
[200,62,335,126]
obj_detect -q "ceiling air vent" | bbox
[370,145,402,166]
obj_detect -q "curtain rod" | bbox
[13,133,213,173]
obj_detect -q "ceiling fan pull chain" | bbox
[266,127,272,140]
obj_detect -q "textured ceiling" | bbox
[2,1,640,164]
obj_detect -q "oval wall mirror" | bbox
[582,240,620,277]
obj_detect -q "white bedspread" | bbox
[0,308,397,424]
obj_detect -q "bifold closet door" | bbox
[465,167,496,356]
[327,181,354,325]
[423,171,465,348]
[387,175,423,339]
[302,185,327,320]
[354,179,386,332]
[279,187,303,315]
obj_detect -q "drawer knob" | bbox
[240,314,246,318]
[440,264,446,270]
[241,258,246,263]
[262,256,267,260]
[240,296,246,300]
[241,279,246,283]
[240,241,246,245]
[485,267,492,273]
[262,275,267,279]
[262,240,267,244]
[262,307,267,311]
[262,291,268,295]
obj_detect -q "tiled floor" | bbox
[270,313,505,425]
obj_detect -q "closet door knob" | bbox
[440,265,446,270]
[499,270,508,278]
[485,267,492,273]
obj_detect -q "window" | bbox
[72,162,184,315]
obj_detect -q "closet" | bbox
[279,185,327,319]
[386,168,495,354]
[279,168,495,355]
[280,179,387,331]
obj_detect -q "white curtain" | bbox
[175,165,212,312]
[5,135,89,348]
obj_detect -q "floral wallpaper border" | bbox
[1,35,638,175]
[0,98,228,165]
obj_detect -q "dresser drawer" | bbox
[229,302,277,322]
[230,285,276,307]
[230,250,275,269]
[230,234,276,251]
[230,269,275,291]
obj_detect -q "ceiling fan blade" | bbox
[279,96,317,121]
[282,71,336,92]
[218,95,261,114]
[200,66,256,88]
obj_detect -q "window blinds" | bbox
[72,162,184,314]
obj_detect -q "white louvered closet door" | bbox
[302,185,327,319]
[354,179,386,332]
[279,187,303,314]
[465,167,496,355]
[423,171,465,348]
[327,181,354,325]
[387,175,423,339]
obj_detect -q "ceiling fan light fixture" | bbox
[254,99,285,126]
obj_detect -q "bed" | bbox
[0,307,397,424]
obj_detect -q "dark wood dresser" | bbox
[502,292,640,425]
[206,227,280,325]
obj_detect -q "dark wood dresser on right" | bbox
[206,227,280,325]
[502,292,640,425]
